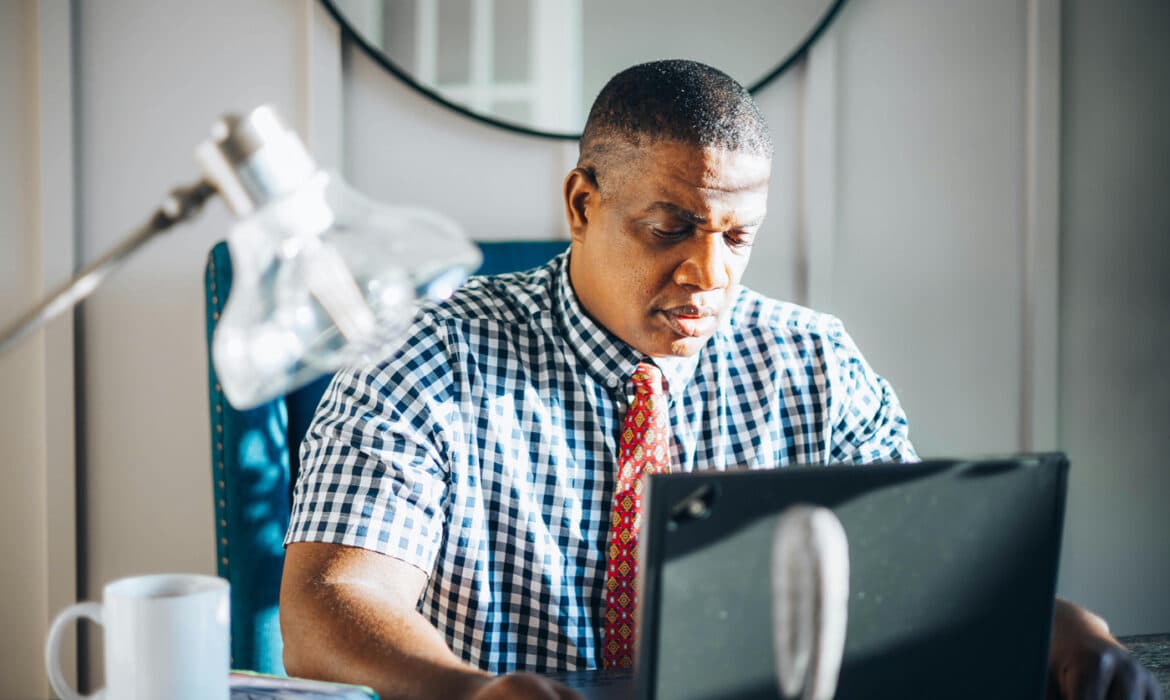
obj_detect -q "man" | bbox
[280,61,1160,700]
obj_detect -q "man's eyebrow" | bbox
[645,202,707,225]
[645,201,766,229]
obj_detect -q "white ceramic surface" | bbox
[46,573,230,700]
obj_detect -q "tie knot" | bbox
[630,361,665,396]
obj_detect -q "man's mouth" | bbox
[660,305,719,338]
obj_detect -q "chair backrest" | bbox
[204,239,567,673]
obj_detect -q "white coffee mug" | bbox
[45,573,231,700]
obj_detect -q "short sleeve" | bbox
[284,313,456,574]
[821,316,918,463]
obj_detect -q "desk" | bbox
[1120,634,1170,694]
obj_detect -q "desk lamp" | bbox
[0,105,481,408]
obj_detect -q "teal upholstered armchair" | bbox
[204,239,567,674]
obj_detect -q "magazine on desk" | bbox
[230,671,378,699]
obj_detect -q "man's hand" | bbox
[1048,598,1163,700]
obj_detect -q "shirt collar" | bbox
[653,353,702,399]
[553,252,701,398]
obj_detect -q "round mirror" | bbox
[321,0,847,139]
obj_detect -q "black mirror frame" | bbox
[319,0,849,141]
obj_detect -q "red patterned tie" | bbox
[603,361,671,669]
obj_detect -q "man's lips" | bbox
[664,303,716,316]
[659,305,719,337]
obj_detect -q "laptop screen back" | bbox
[636,455,1068,700]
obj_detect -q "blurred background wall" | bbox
[0,0,1166,696]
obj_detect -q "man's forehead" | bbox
[641,141,772,193]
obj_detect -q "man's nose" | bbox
[673,233,730,290]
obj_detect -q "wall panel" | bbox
[831,0,1028,457]
[0,2,51,697]
[1059,0,1170,634]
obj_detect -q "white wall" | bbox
[1058,0,1170,633]
[581,0,830,116]
[829,0,1029,456]
[344,41,576,245]
[72,0,306,688]
[1,0,1168,696]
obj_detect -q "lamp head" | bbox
[200,106,481,409]
[195,105,317,217]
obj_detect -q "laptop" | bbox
[548,454,1069,700]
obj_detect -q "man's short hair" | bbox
[578,59,773,190]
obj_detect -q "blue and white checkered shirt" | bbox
[286,250,915,673]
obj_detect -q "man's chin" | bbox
[626,321,716,358]
[631,335,707,359]
[666,335,709,357]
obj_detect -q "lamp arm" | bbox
[0,179,218,355]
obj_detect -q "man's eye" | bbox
[725,232,755,250]
[651,226,692,240]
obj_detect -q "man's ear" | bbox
[563,167,599,243]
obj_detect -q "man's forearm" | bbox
[281,579,491,700]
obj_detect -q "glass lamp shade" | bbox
[212,169,480,409]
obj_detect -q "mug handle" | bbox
[45,601,105,700]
